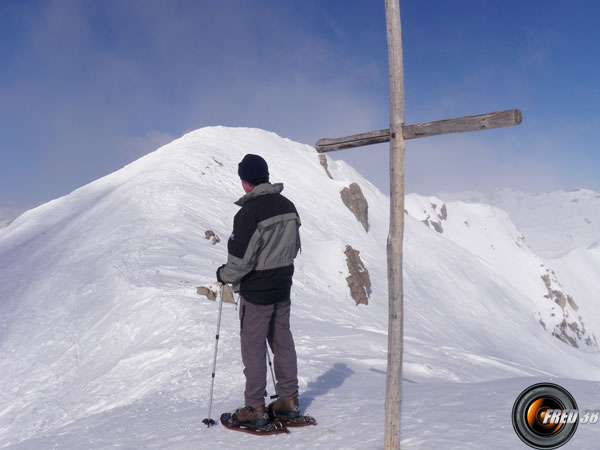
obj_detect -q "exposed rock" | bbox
[196,286,217,301]
[422,218,443,234]
[340,183,369,232]
[344,245,371,305]
[439,204,448,220]
[541,273,571,309]
[540,271,594,349]
[567,296,579,312]
[196,284,235,303]
[212,157,224,167]
[318,154,333,179]
[205,230,221,245]
[419,201,447,234]
[553,320,578,347]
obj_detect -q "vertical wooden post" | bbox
[384,0,405,449]
[316,4,520,447]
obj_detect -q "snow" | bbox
[438,187,600,349]
[437,188,600,259]
[1,126,599,449]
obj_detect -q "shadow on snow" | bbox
[301,362,355,412]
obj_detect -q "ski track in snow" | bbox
[1,127,599,449]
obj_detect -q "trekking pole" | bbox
[266,347,279,400]
[203,283,225,427]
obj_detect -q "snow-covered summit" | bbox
[1,127,599,449]
[0,126,390,447]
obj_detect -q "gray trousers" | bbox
[239,296,298,408]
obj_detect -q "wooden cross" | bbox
[315,1,521,449]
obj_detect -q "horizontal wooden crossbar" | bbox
[315,109,522,153]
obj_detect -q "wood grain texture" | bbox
[315,109,522,152]
[384,0,405,448]
[403,108,521,139]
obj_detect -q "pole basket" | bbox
[202,417,216,427]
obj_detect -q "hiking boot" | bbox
[233,405,269,427]
[270,396,300,420]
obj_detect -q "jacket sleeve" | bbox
[219,207,263,284]
[295,214,302,255]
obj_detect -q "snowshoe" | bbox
[220,412,289,435]
[267,398,317,427]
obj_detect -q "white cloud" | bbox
[122,130,177,161]
[0,205,28,226]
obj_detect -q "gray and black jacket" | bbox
[219,183,301,305]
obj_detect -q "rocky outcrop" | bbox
[340,183,369,232]
[196,286,218,301]
[205,230,221,245]
[344,245,371,305]
[540,271,597,349]
[421,202,447,234]
[196,284,235,303]
[318,154,333,179]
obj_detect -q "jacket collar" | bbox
[235,182,284,206]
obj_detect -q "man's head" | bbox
[238,154,269,192]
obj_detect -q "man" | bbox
[217,153,302,427]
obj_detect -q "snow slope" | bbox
[1,127,599,449]
[405,194,597,348]
[438,188,600,259]
[545,245,600,343]
[438,187,600,348]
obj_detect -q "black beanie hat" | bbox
[238,154,269,185]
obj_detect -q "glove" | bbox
[216,264,226,283]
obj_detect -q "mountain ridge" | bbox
[1,126,598,448]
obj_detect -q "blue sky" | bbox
[2,0,599,219]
